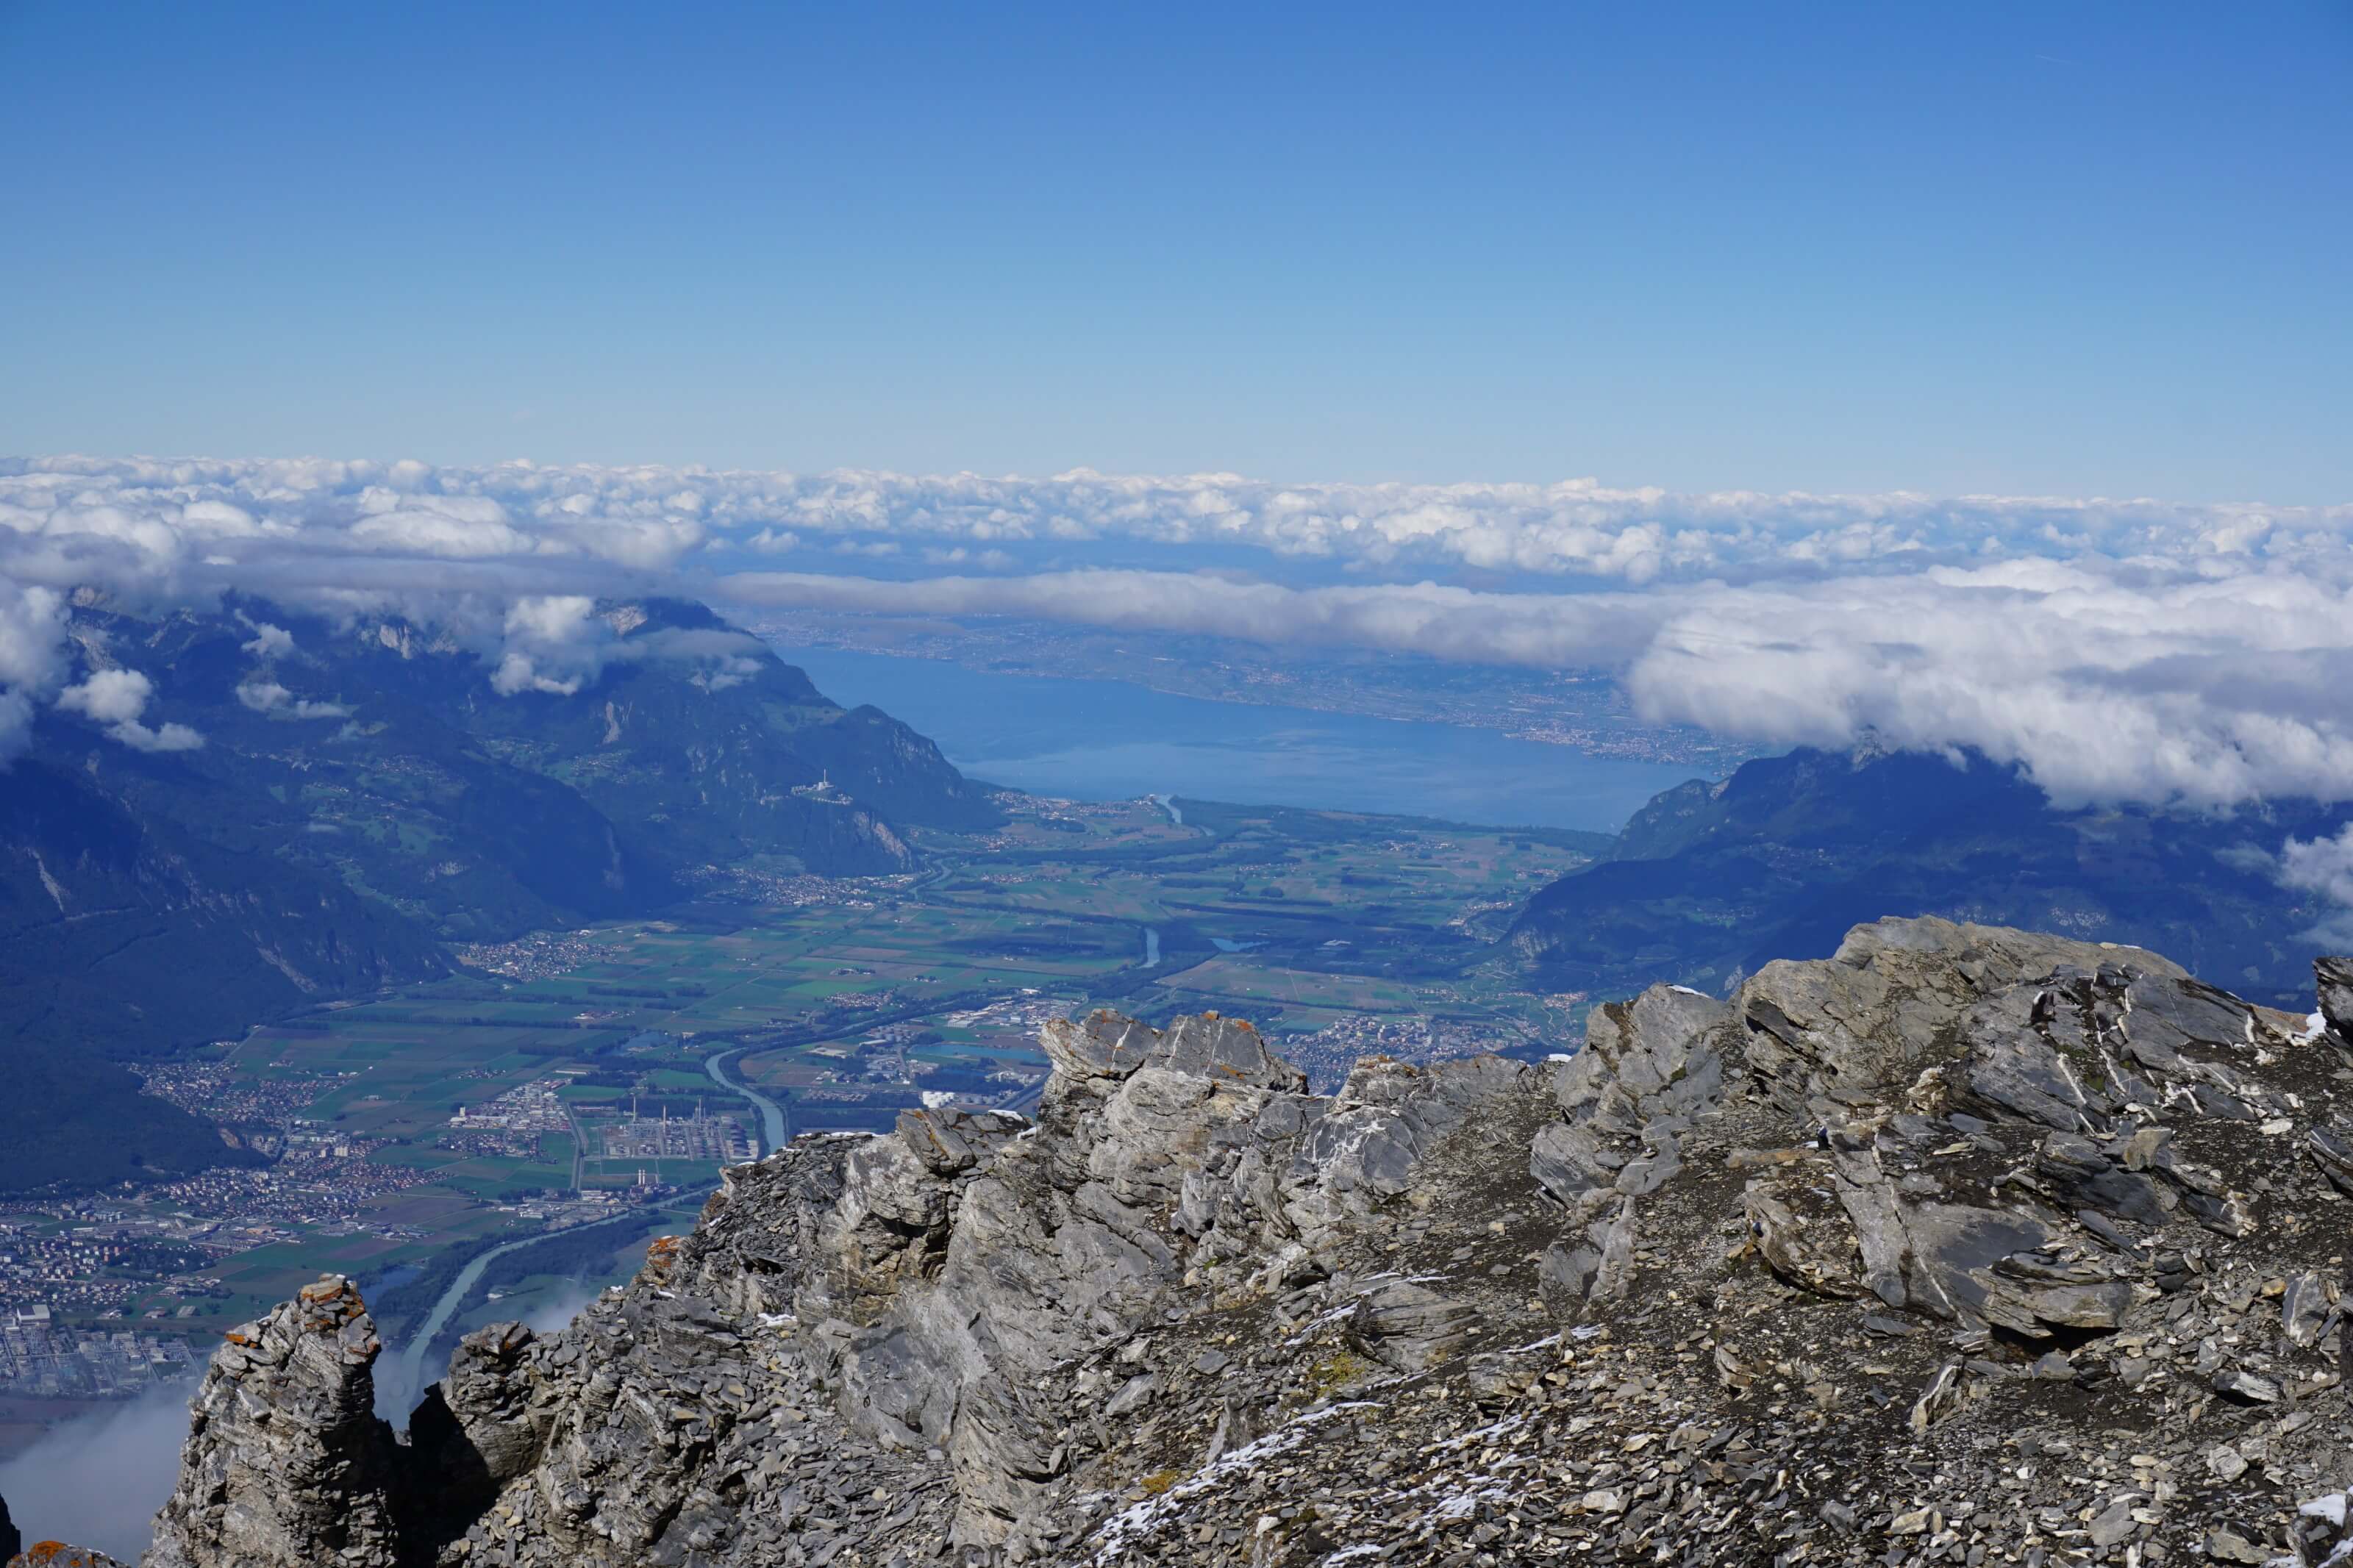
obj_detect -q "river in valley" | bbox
[706,1045,790,1152]
[375,1204,656,1425]
[375,1047,788,1425]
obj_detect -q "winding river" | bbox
[705,1045,789,1152]
[378,1206,652,1423]
[382,1045,789,1424]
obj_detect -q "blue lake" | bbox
[773,645,1707,834]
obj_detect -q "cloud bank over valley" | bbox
[1,453,2351,821]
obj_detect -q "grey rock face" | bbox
[142,1275,402,1568]
[1738,916,2187,1117]
[141,920,2353,1568]
[401,1320,546,1541]
[1346,1281,1477,1372]
[2320,955,2353,1038]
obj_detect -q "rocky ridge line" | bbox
[121,920,2353,1567]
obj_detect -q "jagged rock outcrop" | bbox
[0,1494,16,1562]
[2320,955,2353,1039]
[144,926,2353,1567]
[144,1276,404,1568]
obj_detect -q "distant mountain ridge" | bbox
[1510,745,2349,1007]
[87,595,997,934]
[0,593,996,1195]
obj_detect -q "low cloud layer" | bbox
[1,453,2349,819]
[721,558,2353,811]
[0,1379,192,1560]
[6,454,2349,592]
[58,667,204,751]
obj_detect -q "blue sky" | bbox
[3,1,2348,499]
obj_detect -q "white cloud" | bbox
[240,620,296,658]
[1,453,2351,809]
[718,568,1659,668]
[0,583,71,766]
[2282,826,2353,909]
[57,667,204,752]
[490,594,607,695]
[0,1378,193,1561]
[2281,826,2353,948]
[3,455,2348,593]
[235,679,347,719]
[132,720,206,752]
[0,582,68,691]
[722,558,2353,812]
[59,667,157,725]
[0,583,68,765]
[1623,564,2353,809]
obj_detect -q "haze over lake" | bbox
[773,645,1703,833]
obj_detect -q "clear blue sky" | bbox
[4,1,2347,499]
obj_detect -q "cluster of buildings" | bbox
[595,1103,751,1165]
[1278,1012,1539,1094]
[442,1078,577,1157]
[451,928,608,981]
[0,1217,203,1319]
[681,864,912,909]
[0,1198,270,1335]
[1504,716,1749,767]
[143,1144,435,1230]
[825,989,896,1011]
[939,992,1068,1037]
[138,1062,359,1145]
[854,1023,928,1081]
[447,1079,573,1136]
[0,1316,195,1397]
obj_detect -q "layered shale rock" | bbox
[144,1275,404,1568]
[142,921,2353,1567]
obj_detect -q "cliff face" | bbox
[139,920,2353,1567]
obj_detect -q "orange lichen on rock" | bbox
[15,1543,127,1568]
[294,1274,370,1333]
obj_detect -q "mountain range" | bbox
[11,628,2349,1200]
[1508,745,2349,1010]
[0,595,996,1192]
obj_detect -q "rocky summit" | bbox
[111,918,2353,1567]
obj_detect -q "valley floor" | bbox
[0,791,1594,1454]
